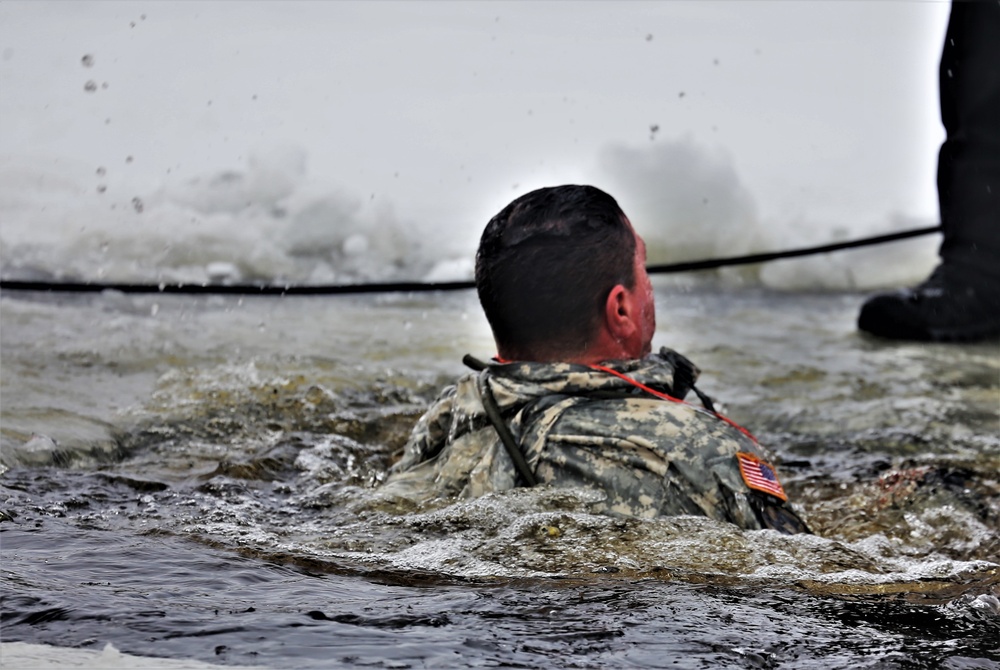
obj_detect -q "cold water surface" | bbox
[1,287,998,668]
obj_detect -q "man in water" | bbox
[383,185,808,534]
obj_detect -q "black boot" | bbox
[858,264,1000,342]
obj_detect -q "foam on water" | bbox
[133,435,997,596]
[163,497,998,608]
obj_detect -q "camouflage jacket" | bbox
[383,347,807,533]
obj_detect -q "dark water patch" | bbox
[16,606,76,626]
[308,610,453,628]
[198,440,308,483]
[98,473,171,492]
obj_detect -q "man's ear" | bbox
[604,284,638,338]
[577,283,642,363]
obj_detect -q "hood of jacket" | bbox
[473,345,700,412]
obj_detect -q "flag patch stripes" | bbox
[736,452,788,501]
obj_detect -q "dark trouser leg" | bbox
[858,1,1000,342]
[937,1,1000,280]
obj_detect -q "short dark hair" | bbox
[475,184,636,359]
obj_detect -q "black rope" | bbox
[0,278,475,296]
[645,224,942,273]
[0,224,942,296]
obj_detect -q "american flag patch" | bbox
[736,452,788,501]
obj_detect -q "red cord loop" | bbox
[587,363,759,444]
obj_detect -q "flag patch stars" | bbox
[736,452,788,501]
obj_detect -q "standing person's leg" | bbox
[858,1,1000,342]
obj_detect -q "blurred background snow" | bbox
[0,1,948,288]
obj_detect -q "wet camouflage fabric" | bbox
[383,347,806,531]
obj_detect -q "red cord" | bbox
[587,364,759,444]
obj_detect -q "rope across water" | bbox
[0,224,942,296]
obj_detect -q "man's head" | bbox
[475,184,655,363]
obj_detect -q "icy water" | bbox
[2,2,993,666]
[1,285,998,669]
